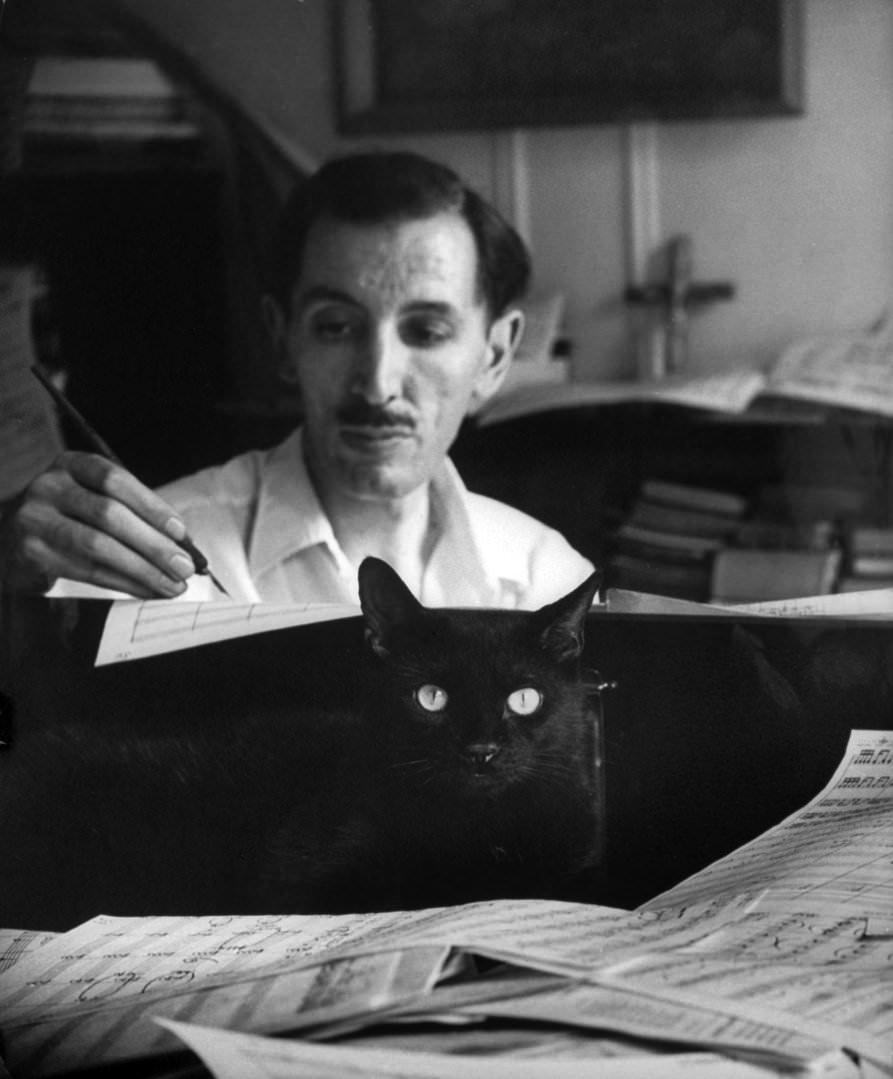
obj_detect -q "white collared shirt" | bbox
[156,430,594,608]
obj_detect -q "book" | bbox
[732,518,836,551]
[710,548,843,605]
[614,522,723,559]
[849,553,893,579]
[23,56,200,143]
[627,498,743,539]
[847,526,893,557]
[639,479,749,518]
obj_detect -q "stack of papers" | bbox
[1,730,889,1078]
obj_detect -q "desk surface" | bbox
[1,597,887,929]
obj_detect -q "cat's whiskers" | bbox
[390,757,435,774]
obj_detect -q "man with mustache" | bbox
[1,151,592,607]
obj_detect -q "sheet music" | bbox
[605,589,737,617]
[641,730,893,923]
[731,591,893,618]
[2,738,890,1076]
[3,946,451,1076]
[95,599,361,665]
[0,929,57,975]
[2,898,876,1075]
[454,980,849,1069]
[767,331,893,417]
[597,950,893,1070]
[159,1019,861,1079]
[480,369,766,426]
[0,909,444,1016]
[606,589,893,619]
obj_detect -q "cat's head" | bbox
[357,558,602,795]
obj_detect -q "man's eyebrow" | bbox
[295,285,360,309]
[401,300,459,318]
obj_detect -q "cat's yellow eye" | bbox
[415,684,448,712]
[506,687,543,716]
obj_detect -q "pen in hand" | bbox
[31,365,230,599]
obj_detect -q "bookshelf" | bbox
[0,6,255,490]
[453,402,893,603]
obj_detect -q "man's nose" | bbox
[351,326,406,405]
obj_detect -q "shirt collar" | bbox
[431,457,531,601]
[248,428,531,599]
[249,429,344,579]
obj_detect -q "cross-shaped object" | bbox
[624,235,735,376]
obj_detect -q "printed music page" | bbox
[606,589,893,618]
[94,599,361,665]
[766,330,893,417]
[157,1019,861,1079]
[640,729,893,923]
[2,945,451,1077]
[2,738,888,1076]
[480,368,765,426]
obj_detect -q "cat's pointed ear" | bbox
[535,570,602,663]
[358,557,424,658]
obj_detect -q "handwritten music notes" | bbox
[0,929,57,975]
[642,730,893,925]
[159,1018,860,1079]
[1,733,890,1077]
[95,599,361,665]
[606,588,893,619]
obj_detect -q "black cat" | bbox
[263,557,606,912]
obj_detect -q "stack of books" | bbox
[22,56,200,144]
[607,480,749,601]
[709,483,848,604]
[837,525,893,592]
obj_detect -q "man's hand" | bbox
[0,452,196,599]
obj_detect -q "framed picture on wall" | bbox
[334,0,803,134]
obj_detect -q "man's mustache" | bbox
[337,401,416,429]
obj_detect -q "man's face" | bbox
[272,212,517,504]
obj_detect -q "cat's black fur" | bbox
[262,558,605,912]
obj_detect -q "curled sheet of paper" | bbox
[95,599,361,665]
[157,1018,862,1079]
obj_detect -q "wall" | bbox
[115,0,893,383]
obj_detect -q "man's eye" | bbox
[401,319,453,348]
[311,312,361,341]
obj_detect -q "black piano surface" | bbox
[1,596,887,929]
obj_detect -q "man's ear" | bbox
[468,308,525,414]
[262,294,299,385]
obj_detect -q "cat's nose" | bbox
[466,743,501,770]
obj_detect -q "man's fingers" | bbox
[45,481,194,583]
[20,521,188,599]
[8,453,195,598]
[2,452,196,598]
[61,452,188,542]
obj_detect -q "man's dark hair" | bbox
[268,151,531,320]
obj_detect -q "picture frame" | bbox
[334,0,803,135]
